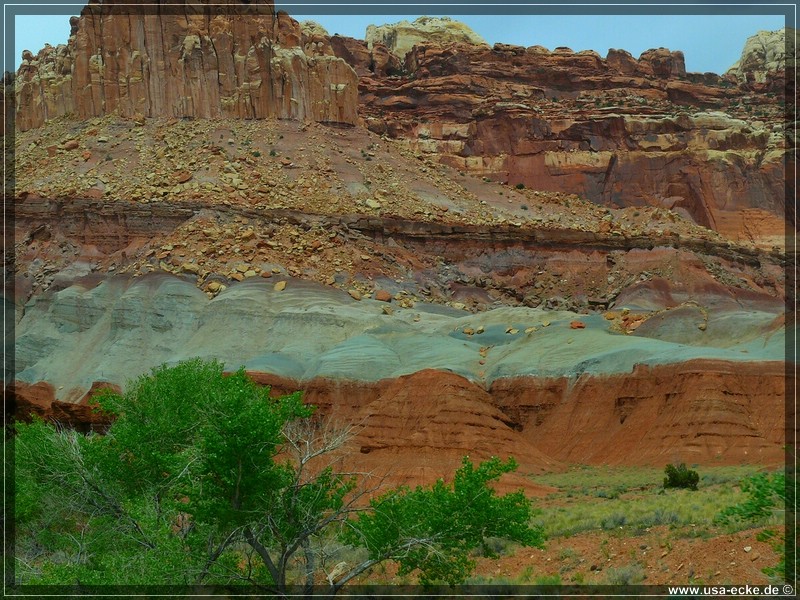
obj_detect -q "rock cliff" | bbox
[10,273,787,486]
[10,8,791,491]
[727,27,797,85]
[365,16,487,60]
[14,0,358,130]
[350,40,789,245]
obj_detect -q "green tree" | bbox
[343,456,542,588]
[14,359,544,595]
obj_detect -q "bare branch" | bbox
[195,526,243,585]
[244,526,280,585]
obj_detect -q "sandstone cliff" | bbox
[365,16,487,60]
[351,40,788,245]
[727,27,797,84]
[14,0,358,130]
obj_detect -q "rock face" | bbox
[14,273,784,404]
[7,380,117,433]
[10,6,791,491]
[11,359,786,492]
[727,27,797,84]
[353,41,788,244]
[491,360,786,466]
[329,35,403,77]
[365,16,487,60]
[14,0,358,131]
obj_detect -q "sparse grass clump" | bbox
[605,563,645,585]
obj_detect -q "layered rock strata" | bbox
[14,0,358,130]
[351,41,789,245]
[11,359,788,491]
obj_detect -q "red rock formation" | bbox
[259,362,787,471]
[490,360,787,467]
[351,41,788,245]
[308,370,559,494]
[7,380,116,432]
[14,0,358,130]
[12,195,786,313]
[329,35,402,78]
[17,360,783,488]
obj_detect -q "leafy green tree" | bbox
[342,456,542,589]
[14,359,544,594]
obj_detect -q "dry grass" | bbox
[529,465,770,538]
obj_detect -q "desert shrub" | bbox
[515,183,525,190]
[605,563,645,585]
[664,463,699,490]
[640,507,679,526]
[601,512,627,529]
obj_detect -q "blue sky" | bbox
[11,9,787,75]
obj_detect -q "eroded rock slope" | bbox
[9,5,792,485]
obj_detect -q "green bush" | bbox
[715,471,785,525]
[715,471,790,582]
[515,183,525,190]
[664,463,699,490]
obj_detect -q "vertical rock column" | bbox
[14,0,358,130]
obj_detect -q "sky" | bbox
[11,8,787,76]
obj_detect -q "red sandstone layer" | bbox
[10,360,789,493]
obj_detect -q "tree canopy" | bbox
[14,359,545,595]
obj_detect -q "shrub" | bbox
[715,471,790,582]
[269,149,277,156]
[664,463,699,490]
[715,471,785,525]
[606,563,645,585]
[515,183,525,190]
[601,512,627,529]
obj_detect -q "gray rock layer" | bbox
[14,274,785,401]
